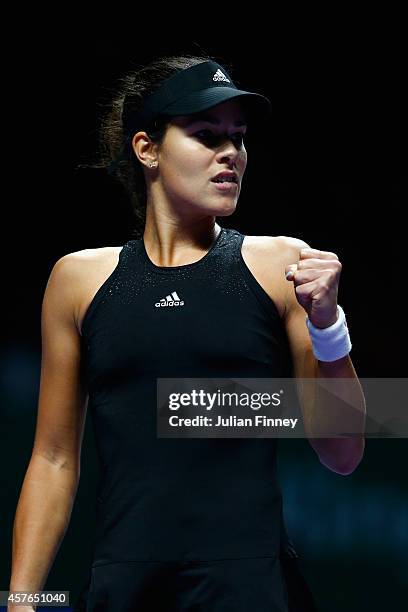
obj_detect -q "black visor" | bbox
[122,60,271,137]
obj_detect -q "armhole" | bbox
[237,238,283,323]
[80,243,128,339]
[237,235,294,373]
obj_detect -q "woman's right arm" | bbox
[8,254,88,609]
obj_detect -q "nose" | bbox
[215,137,241,166]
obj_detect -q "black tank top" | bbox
[80,226,296,567]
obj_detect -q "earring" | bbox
[149,161,158,168]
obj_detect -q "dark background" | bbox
[1,29,406,612]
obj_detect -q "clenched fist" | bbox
[285,247,342,329]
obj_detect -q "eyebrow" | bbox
[184,113,247,127]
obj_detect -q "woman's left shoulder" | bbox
[240,235,311,319]
[275,235,311,249]
[243,234,311,262]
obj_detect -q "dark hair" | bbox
[91,54,234,238]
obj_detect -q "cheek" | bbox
[239,148,248,169]
[163,142,211,181]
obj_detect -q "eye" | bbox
[231,132,245,146]
[194,130,215,140]
[194,130,245,147]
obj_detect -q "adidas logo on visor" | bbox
[155,291,184,308]
[212,69,230,83]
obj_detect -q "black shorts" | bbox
[74,554,317,612]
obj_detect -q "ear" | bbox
[131,131,158,168]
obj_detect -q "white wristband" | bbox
[305,304,352,362]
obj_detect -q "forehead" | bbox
[172,99,247,128]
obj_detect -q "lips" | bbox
[211,171,238,183]
[211,180,238,192]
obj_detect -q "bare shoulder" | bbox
[241,234,311,318]
[53,246,123,335]
[62,245,123,262]
[243,234,310,256]
[55,245,123,285]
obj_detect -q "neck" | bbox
[142,207,221,268]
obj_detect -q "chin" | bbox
[215,206,237,217]
[193,197,238,217]
[211,199,238,216]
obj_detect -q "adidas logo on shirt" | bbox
[155,291,184,308]
[212,69,230,83]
